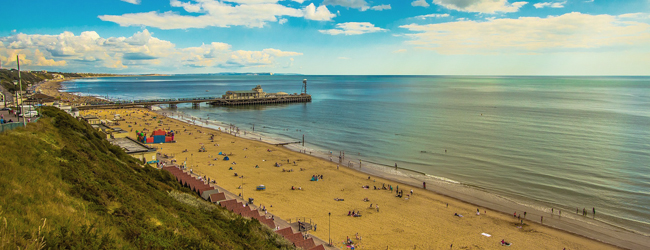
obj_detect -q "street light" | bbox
[328,212,333,246]
[15,55,25,126]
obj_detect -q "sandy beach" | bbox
[35,78,108,104]
[79,107,623,250]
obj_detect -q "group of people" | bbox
[347,210,362,217]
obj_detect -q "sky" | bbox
[0,0,649,75]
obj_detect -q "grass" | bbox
[0,107,295,249]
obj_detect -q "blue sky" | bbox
[1,0,649,75]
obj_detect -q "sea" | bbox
[62,75,650,238]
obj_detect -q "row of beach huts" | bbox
[162,165,326,250]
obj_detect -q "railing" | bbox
[0,117,40,133]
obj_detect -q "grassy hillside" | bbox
[0,107,294,249]
[0,69,53,93]
[0,69,118,93]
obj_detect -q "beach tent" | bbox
[256,185,266,191]
[310,176,318,181]
[223,156,230,161]
[218,152,223,155]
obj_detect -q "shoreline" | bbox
[155,108,648,249]
[55,77,648,248]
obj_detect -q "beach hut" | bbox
[223,156,230,161]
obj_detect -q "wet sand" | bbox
[81,108,624,250]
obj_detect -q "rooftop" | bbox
[109,137,156,154]
[228,90,257,94]
[112,127,128,133]
[83,115,99,120]
[91,124,112,132]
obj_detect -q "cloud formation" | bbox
[121,0,141,4]
[432,0,527,13]
[322,0,368,9]
[412,0,430,7]
[370,4,391,11]
[533,1,565,8]
[0,30,302,71]
[319,22,387,35]
[400,12,650,54]
[414,13,450,19]
[322,0,390,11]
[303,3,337,21]
[99,0,335,29]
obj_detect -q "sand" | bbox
[79,108,621,250]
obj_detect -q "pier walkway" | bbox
[77,94,311,110]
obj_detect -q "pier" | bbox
[77,81,311,110]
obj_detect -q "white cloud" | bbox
[319,22,387,35]
[303,3,337,21]
[618,13,650,19]
[99,0,333,29]
[121,0,141,4]
[412,0,430,7]
[534,1,565,8]
[0,30,302,71]
[400,12,650,54]
[279,18,288,24]
[291,0,305,3]
[414,13,450,19]
[432,0,527,13]
[322,0,368,9]
[370,4,391,11]
[393,49,407,53]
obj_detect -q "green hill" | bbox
[0,107,294,249]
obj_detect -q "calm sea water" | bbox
[63,75,650,235]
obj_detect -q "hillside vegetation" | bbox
[0,69,117,93]
[0,107,294,249]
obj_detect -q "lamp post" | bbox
[328,212,331,246]
[16,56,25,126]
[241,175,244,199]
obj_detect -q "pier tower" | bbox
[301,79,307,95]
